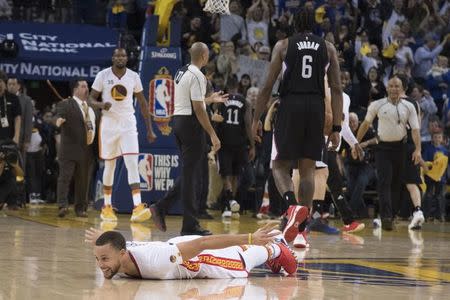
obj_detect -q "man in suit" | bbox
[56,78,96,217]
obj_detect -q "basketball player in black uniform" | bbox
[252,8,343,244]
[214,76,255,217]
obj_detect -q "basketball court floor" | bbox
[1,205,450,299]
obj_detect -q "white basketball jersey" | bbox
[125,237,248,280]
[92,67,143,118]
[126,241,191,279]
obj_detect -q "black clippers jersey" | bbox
[280,33,329,98]
[217,94,247,147]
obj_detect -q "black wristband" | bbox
[332,125,342,133]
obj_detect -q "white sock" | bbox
[267,244,281,259]
[240,246,269,272]
[132,189,142,206]
[104,193,112,206]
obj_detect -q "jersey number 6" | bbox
[301,55,313,79]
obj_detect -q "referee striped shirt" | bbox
[173,64,207,116]
[365,97,419,142]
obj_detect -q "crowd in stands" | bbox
[174,0,450,222]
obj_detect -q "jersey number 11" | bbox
[226,108,239,125]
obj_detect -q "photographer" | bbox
[0,139,23,210]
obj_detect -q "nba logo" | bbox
[149,67,175,135]
[150,78,174,118]
[138,154,153,191]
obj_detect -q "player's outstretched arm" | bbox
[176,222,279,261]
[135,91,156,143]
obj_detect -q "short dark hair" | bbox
[294,8,315,33]
[7,77,20,83]
[412,83,424,93]
[227,75,239,91]
[95,231,126,251]
[69,78,86,95]
[432,130,443,136]
[0,70,8,84]
[393,73,408,91]
[113,47,127,55]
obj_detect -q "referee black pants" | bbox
[172,115,205,231]
[374,142,405,220]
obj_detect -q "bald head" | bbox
[190,42,209,66]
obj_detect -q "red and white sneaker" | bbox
[293,231,309,249]
[282,205,309,243]
[256,205,270,219]
[266,243,298,275]
[342,221,365,233]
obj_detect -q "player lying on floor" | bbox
[84,223,298,279]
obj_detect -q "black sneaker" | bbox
[150,204,167,232]
[381,218,393,231]
[181,225,212,236]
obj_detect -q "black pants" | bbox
[374,142,405,219]
[0,175,16,206]
[158,151,208,216]
[197,150,209,214]
[168,115,206,231]
[326,150,355,225]
[57,155,91,212]
[26,151,44,195]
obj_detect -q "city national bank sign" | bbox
[0,22,118,81]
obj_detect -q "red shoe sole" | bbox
[283,206,309,243]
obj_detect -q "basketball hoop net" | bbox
[203,0,230,15]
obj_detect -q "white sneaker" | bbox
[373,218,381,228]
[222,210,232,218]
[293,231,309,249]
[408,210,425,230]
[229,200,240,213]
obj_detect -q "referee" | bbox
[357,76,421,230]
[150,42,227,236]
